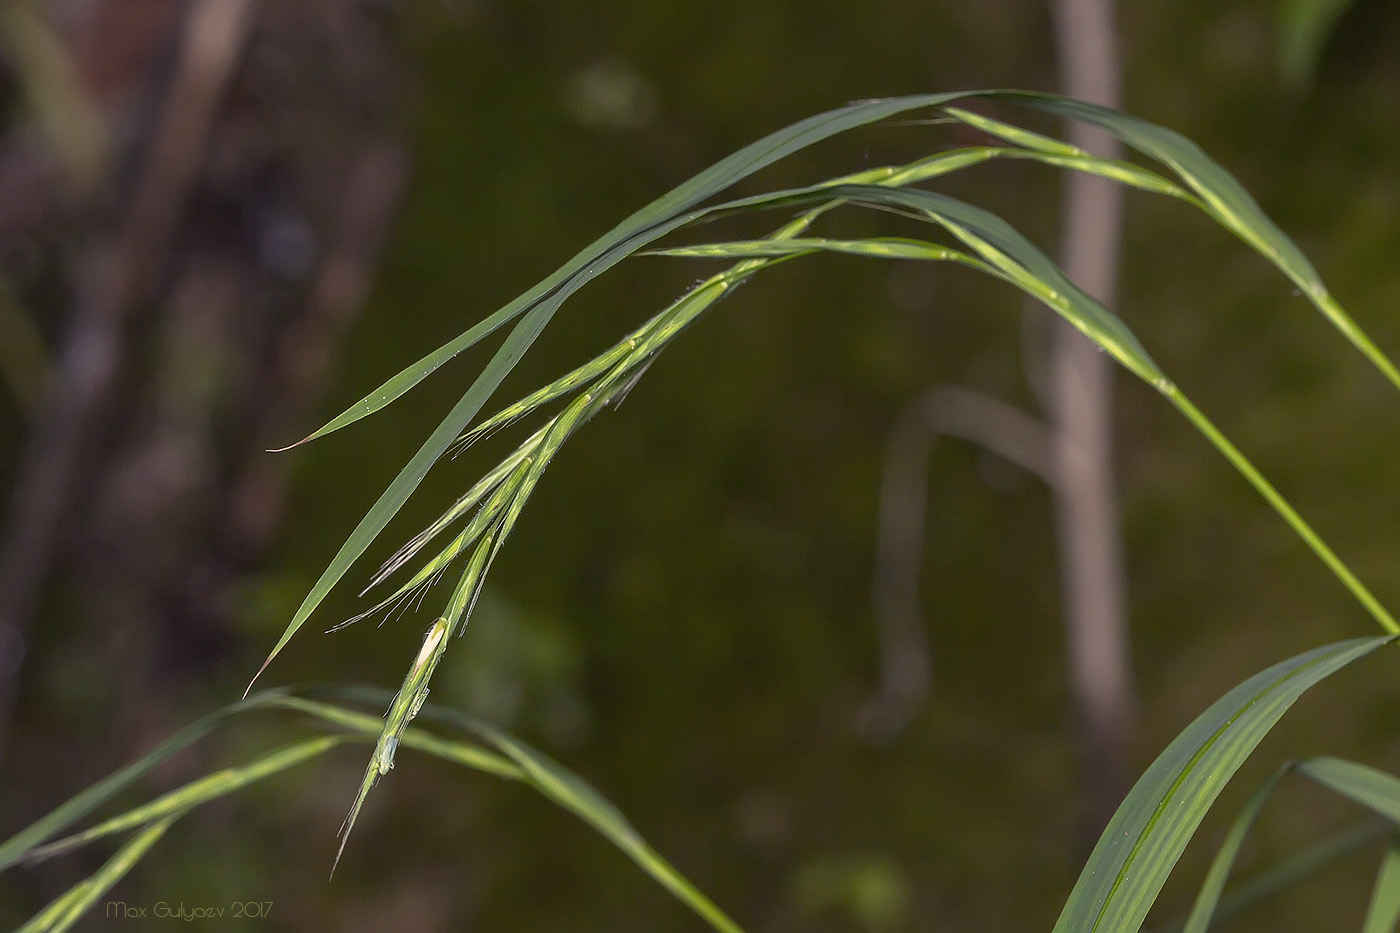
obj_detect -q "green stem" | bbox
[1312,288,1400,395]
[1163,385,1398,634]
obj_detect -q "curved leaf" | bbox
[27,736,351,864]
[276,93,993,452]
[307,685,747,932]
[1277,0,1358,87]
[651,183,1396,633]
[5,688,742,932]
[473,720,745,933]
[1364,832,1400,933]
[1053,635,1396,933]
[265,89,1400,684]
[1299,757,1400,823]
[0,690,295,870]
[1181,763,1293,933]
[250,91,1018,688]
[1181,757,1400,932]
[18,817,175,933]
[1194,820,1385,930]
[999,91,1400,393]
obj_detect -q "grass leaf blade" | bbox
[1298,757,1400,822]
[472,720,746,933]
[1005,90,1400,393]
[256,92,1013,682]
[1181,764,1292,933]
[27,736,349,864]
[1053,635,1395,933]
[18,817,175,933]
[0,690,296,870]
[1363,831,1400,933]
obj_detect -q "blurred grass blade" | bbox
[5,688,738,931]
[1298,757,1400,822]
[27,736,350,863]
[471,720,746,933]
[1181,764,1293,933]
[0,689,516,868]
[266,694,521,779]
[1277,0,1357,87]
[0,690,297,870]
[314,684,745,932]
[1364,831,1400,933]
[1053,635,1395,933]
[1176,757,1400,931]
[1168,820,1386,932]
[18,817,175,933]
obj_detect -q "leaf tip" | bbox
[266,435,312,453]
[243,657,274,699]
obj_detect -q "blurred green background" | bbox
[2,0,1400,929]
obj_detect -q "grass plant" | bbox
[5,89,1400,931]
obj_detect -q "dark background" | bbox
[2,1,1400,929]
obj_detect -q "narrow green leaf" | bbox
[265,694,522,779]
[677,183,1395,634]
[254,92,1029,686]
[278,93,987,451]
[1005,90,1400,394]
[819,184,1163,382]
[247,296,556,689]
[472,720,746,933]
[27,736,350,863]
[1299,758,1400,823]
[1164,391,1397,634]
[268,89,1400,684]
[313,684,745,933]
[3,685,738,930]
[943,105,1086,157]
[19,817,175,933]
[1007,92,1319,283]
[1007,151,1197,202]
[1178,820,1386,931]
[1053,635,1396,933]
[651,236,979,264]
[1277,0,1357,87]
[270,297,539,451]
[1182,764,1294,933]
[1363,831,1400,933]
[0,690,296,870]
[1179,758,1400,930]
